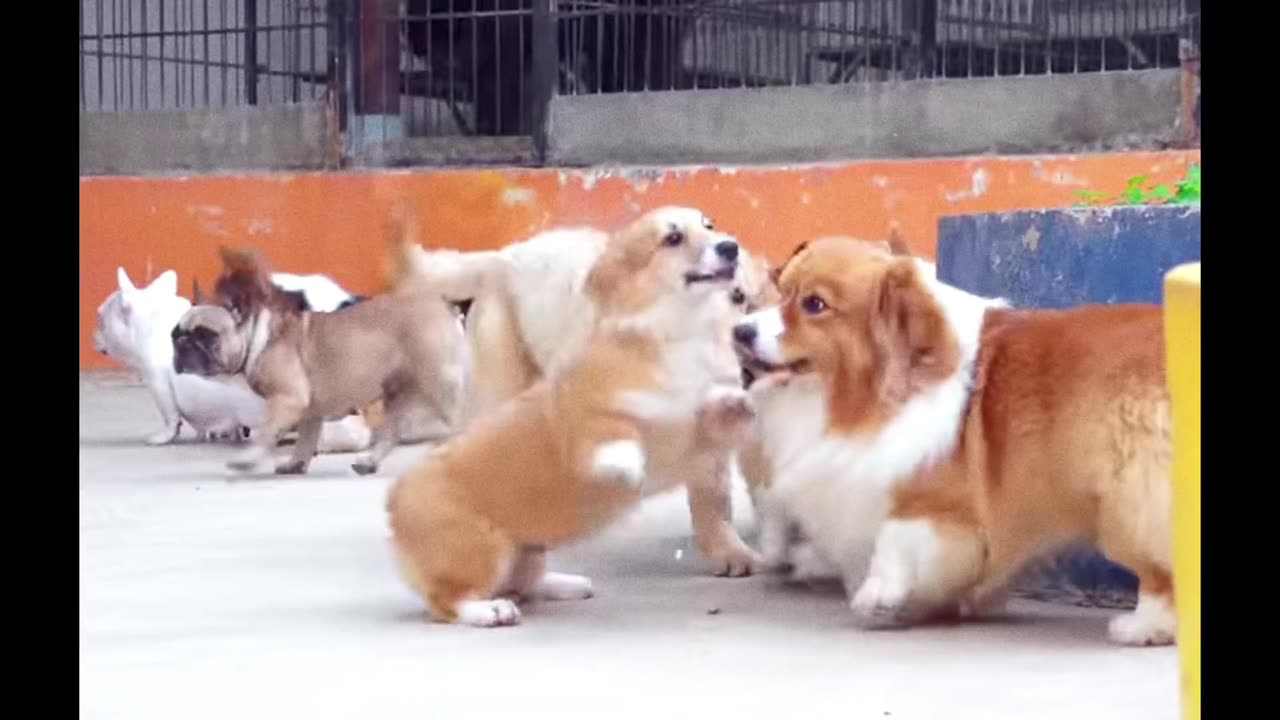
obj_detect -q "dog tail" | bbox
[886,222,912,256]
[384,201,505,301]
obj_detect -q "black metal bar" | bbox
[80,1,87,109]
[292,0,302,102]
[530,0,556,160]
[140,0,148,107]
[245,0,259,104]
[203,0,210,105]
[96,0,104,109]
[189,0,197,106]
[127,0,134,109]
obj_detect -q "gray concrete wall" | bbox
[548,69,1183,166]
[80,103,332,174]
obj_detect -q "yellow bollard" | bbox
[1164,263,1200,720]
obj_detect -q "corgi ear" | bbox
[117,267,136,295]
[149,270,178,297]
[872,258,954,402]
[770,241,810,286]
[886,223,913,257]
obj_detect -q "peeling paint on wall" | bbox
[81,149,1200,368]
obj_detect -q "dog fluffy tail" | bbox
[384,202,506,301]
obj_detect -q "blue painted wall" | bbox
[936,204,1201,602]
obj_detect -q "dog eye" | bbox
[701,216,714,230]
[730,288,746,305]
[801,295,827,315]
[663,231,684,247]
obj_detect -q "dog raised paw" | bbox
[699,386,756,446]
[456,598,522,628]
[588,440,646,489]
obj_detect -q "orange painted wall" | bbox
[80,150,1199,369]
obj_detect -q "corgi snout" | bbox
[714,240,739,262]
[734,307,786,366]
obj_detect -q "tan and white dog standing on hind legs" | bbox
[392,206,771,576]
[388,208,758,627]
[733,236,1176,646]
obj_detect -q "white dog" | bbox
[92,267,373,452]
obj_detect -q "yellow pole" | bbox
[1164,263,1200,720]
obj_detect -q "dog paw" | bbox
[227,447,268,473]
[849,575,912,629]
[146,426,180,445]
[1107,597,1176,647]
[701,387,756,436]
[456,599,522,628]
[529,572,595,601]
[588,440,646,489]
[705,541,766,578]
[351,457,379,476]
[784,542,840,583]
[705,385,756,419]
[275,460,310,476]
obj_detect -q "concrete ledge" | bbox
[80,103,331,175]
[549,70,1181,165]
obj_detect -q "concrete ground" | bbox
[80,375,1180,720]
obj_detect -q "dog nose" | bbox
[715,240,739,262]
[733,322,757,346]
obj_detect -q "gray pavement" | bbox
[80,375,1181,720]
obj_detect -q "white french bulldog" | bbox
[92,267,374,452]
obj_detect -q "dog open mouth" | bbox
[735,346,812,385]
[684,266,737,285]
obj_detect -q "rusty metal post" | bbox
[353,0,403,150]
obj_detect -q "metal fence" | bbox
[80,1,1200,161]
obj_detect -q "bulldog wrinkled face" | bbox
[171,306,244,377]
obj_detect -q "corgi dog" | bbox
[733,236,1175,646]
[392,207,772,576]
[388,207,757,626]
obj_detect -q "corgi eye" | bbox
[663,231,684,247]
[801,295,827,315]
[730,288,746,305]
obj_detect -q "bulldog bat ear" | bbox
[150,270,178,297]
[117,267,136,294]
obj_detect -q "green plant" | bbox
[1075,163,1200,207]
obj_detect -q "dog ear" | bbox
[218,245,265,276]
[191,278,206,305]
[871,259,953,402]
[886,223,913,257]
[216,245,275,310]
[116,267,137,295]
[149,270,178,297]
[584,244,628,306]
[769,241,810,286]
